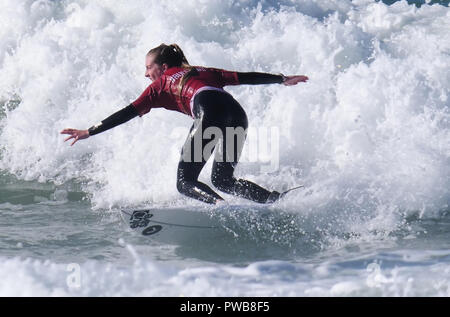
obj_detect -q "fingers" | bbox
[292,76,308,83]
[61,128,87,146]
[284,80,301,86]
[70,136,79,146]
[64,135,76,142]
[283,75,309,86]
[60,128,75,134]
[63,132,79,144]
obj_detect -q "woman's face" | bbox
[145,54,167,81]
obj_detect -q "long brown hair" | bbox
[147,43,198,95]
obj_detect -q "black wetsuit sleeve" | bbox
[237,72,284,85]
[88,104,139,136]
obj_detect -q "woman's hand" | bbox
[60,128,90,146]
[283,75,309,86]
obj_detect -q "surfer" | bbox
[61,43,308,204]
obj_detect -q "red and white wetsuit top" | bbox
[132,66,240,118]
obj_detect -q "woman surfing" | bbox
[61,43,308,204]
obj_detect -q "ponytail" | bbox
[147,43,189,68]
[170,44,189,66]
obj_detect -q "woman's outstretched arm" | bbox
[236,72,308,86]
[60,104,139,146]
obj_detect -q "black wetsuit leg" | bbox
[177,90,279,204]
[177,115,224,204]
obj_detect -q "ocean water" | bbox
[0,0,449,297]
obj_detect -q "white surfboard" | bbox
[119,207,230,245]
[119,184,305,245]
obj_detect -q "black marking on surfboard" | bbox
[129,210,153,229]
[142,225,163,236]
[122,208,219,230]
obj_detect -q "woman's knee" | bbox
[176,178,186,194]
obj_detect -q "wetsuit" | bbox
[88,67,285,204]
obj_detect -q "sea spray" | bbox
[0,0,448,240]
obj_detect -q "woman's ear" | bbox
[162,63,169,72]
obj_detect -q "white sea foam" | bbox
[1,253,450,296]
[0,0,449,237]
